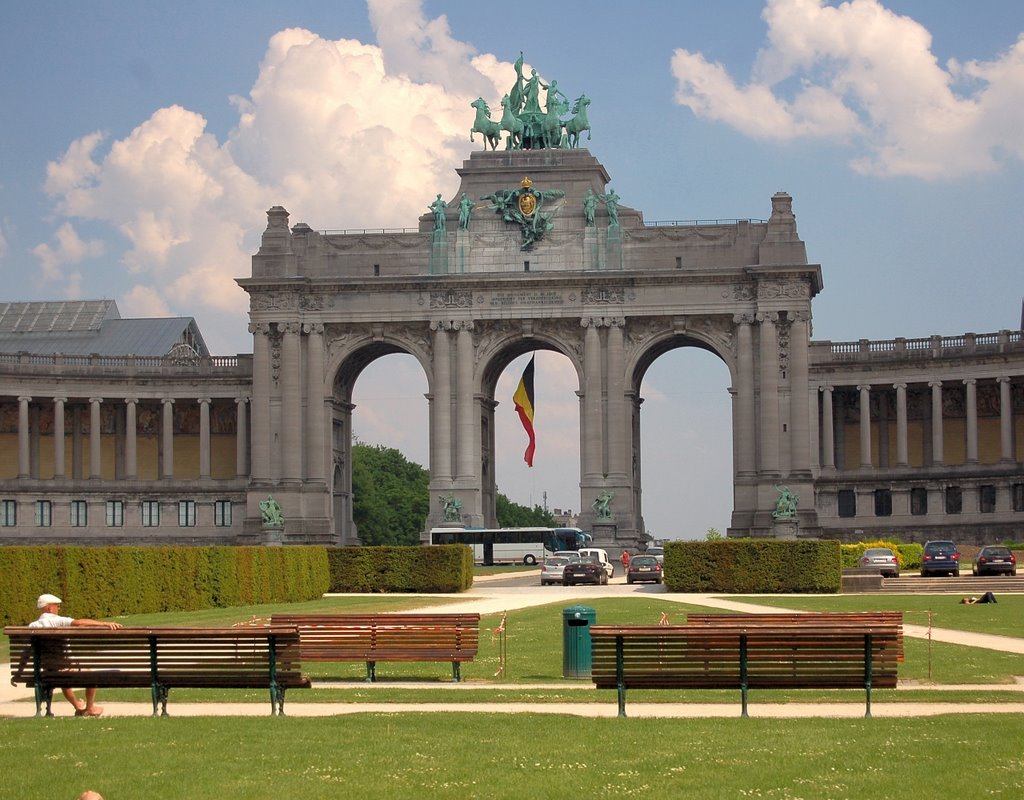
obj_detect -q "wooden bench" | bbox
[684,612,904,660]
[5,626,310,717]
[590,623,901,718]
[271,613,480,682]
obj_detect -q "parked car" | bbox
[539,555,578,585]
[626,554,663,584]
[921,540,961,577]
[857,547,900,578]
[563,555,608,586]
[644,546,664,565]
[577,548,615,579]
[972,545,1017,576]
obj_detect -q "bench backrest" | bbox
[684,612,904,660]
[589,624,900,690]
[270,614,481,658]
[5,626,307,688]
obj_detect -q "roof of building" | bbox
[0,300,210,357]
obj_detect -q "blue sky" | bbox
[2,1,1023,539]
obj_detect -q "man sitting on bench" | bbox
[29,593,123,717]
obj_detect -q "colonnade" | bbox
[7,393,249,481]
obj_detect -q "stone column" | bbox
[53,397,66,479]
[789,312,811,475]
[857,385,872,468]
[734,315,756,475]
[455,322,475,481]
[998,377,1014,462]
[582,319,603,481]
[89,397,103,479]
[819,386,835,471]
[431,323,453,482]
[894,383,908,467]
[235,397,249,477]
[249,323,271,482]
[757,313,780,475]
[281,322,302,482]
[199,397,211,479]
[17,396,31,479]
[124,398,137,479]
[162,398,175,479]
[606,318,628,480]
[964,378,978,463]
[304,323,326,482]
[929,380,944,465]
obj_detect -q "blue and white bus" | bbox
[429,526,591,566]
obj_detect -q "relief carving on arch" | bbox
[299,294,334,311]
[624,317,668,357]
[582,285,624,304]
[758,281,809,300]
[731,283,756,301]
[430,289,473,309]
[250,292,297,312]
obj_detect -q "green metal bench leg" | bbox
[616,635,626,718]
[864,633,873,719]
[740,634,749,718]
[365,661,376,682]
[452,661,461,682]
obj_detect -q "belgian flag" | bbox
[513,355,536,467]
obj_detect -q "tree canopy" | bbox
[351,443,556,545]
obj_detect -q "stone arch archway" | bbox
[240,153,822,545]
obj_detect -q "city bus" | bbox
[429,526,591,566]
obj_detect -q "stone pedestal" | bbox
[430,232,449,274]
[584,227,601,270]
[772,519,798,540]
[262,525,284,546]
[590,520,617,547]
[605,224,622,270]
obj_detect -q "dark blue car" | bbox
[921,540,960,577]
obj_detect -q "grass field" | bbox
[4,592,1023,798]
[3,713,1023,799]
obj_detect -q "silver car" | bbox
[857,547,899,578]
[540,555,577,585]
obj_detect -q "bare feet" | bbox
[81,705,104,717]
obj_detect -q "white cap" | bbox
[37,593,62,608]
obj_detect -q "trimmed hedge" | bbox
[327,545,473,593]
[663,539,841,593]
[0,546,330,626]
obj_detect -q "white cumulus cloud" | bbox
[37,6,512,353]
[671,0,1024,178]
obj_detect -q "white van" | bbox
[577,548,614,579]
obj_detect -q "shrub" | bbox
[327,544,472,593]
[663,539,841,593]
[0,546,329,625]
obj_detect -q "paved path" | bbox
[4,581,1023,719]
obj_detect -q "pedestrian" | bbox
[30,593,123,717]
[620,550,631,570]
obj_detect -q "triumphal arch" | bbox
[238,63,823,549]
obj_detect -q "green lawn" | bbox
[3,714,1023,799]
[721,593,1024,637]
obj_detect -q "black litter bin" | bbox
[562,605,596,678]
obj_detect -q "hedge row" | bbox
[663,539,841,593]
[1,546,330,626]
[326,545,473,593]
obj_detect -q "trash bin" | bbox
[562,605,596,678]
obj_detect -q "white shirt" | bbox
[29,612,75,628]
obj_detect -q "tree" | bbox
[351,443,558,543]
[351,444,429,545]
[496,494,556,527]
